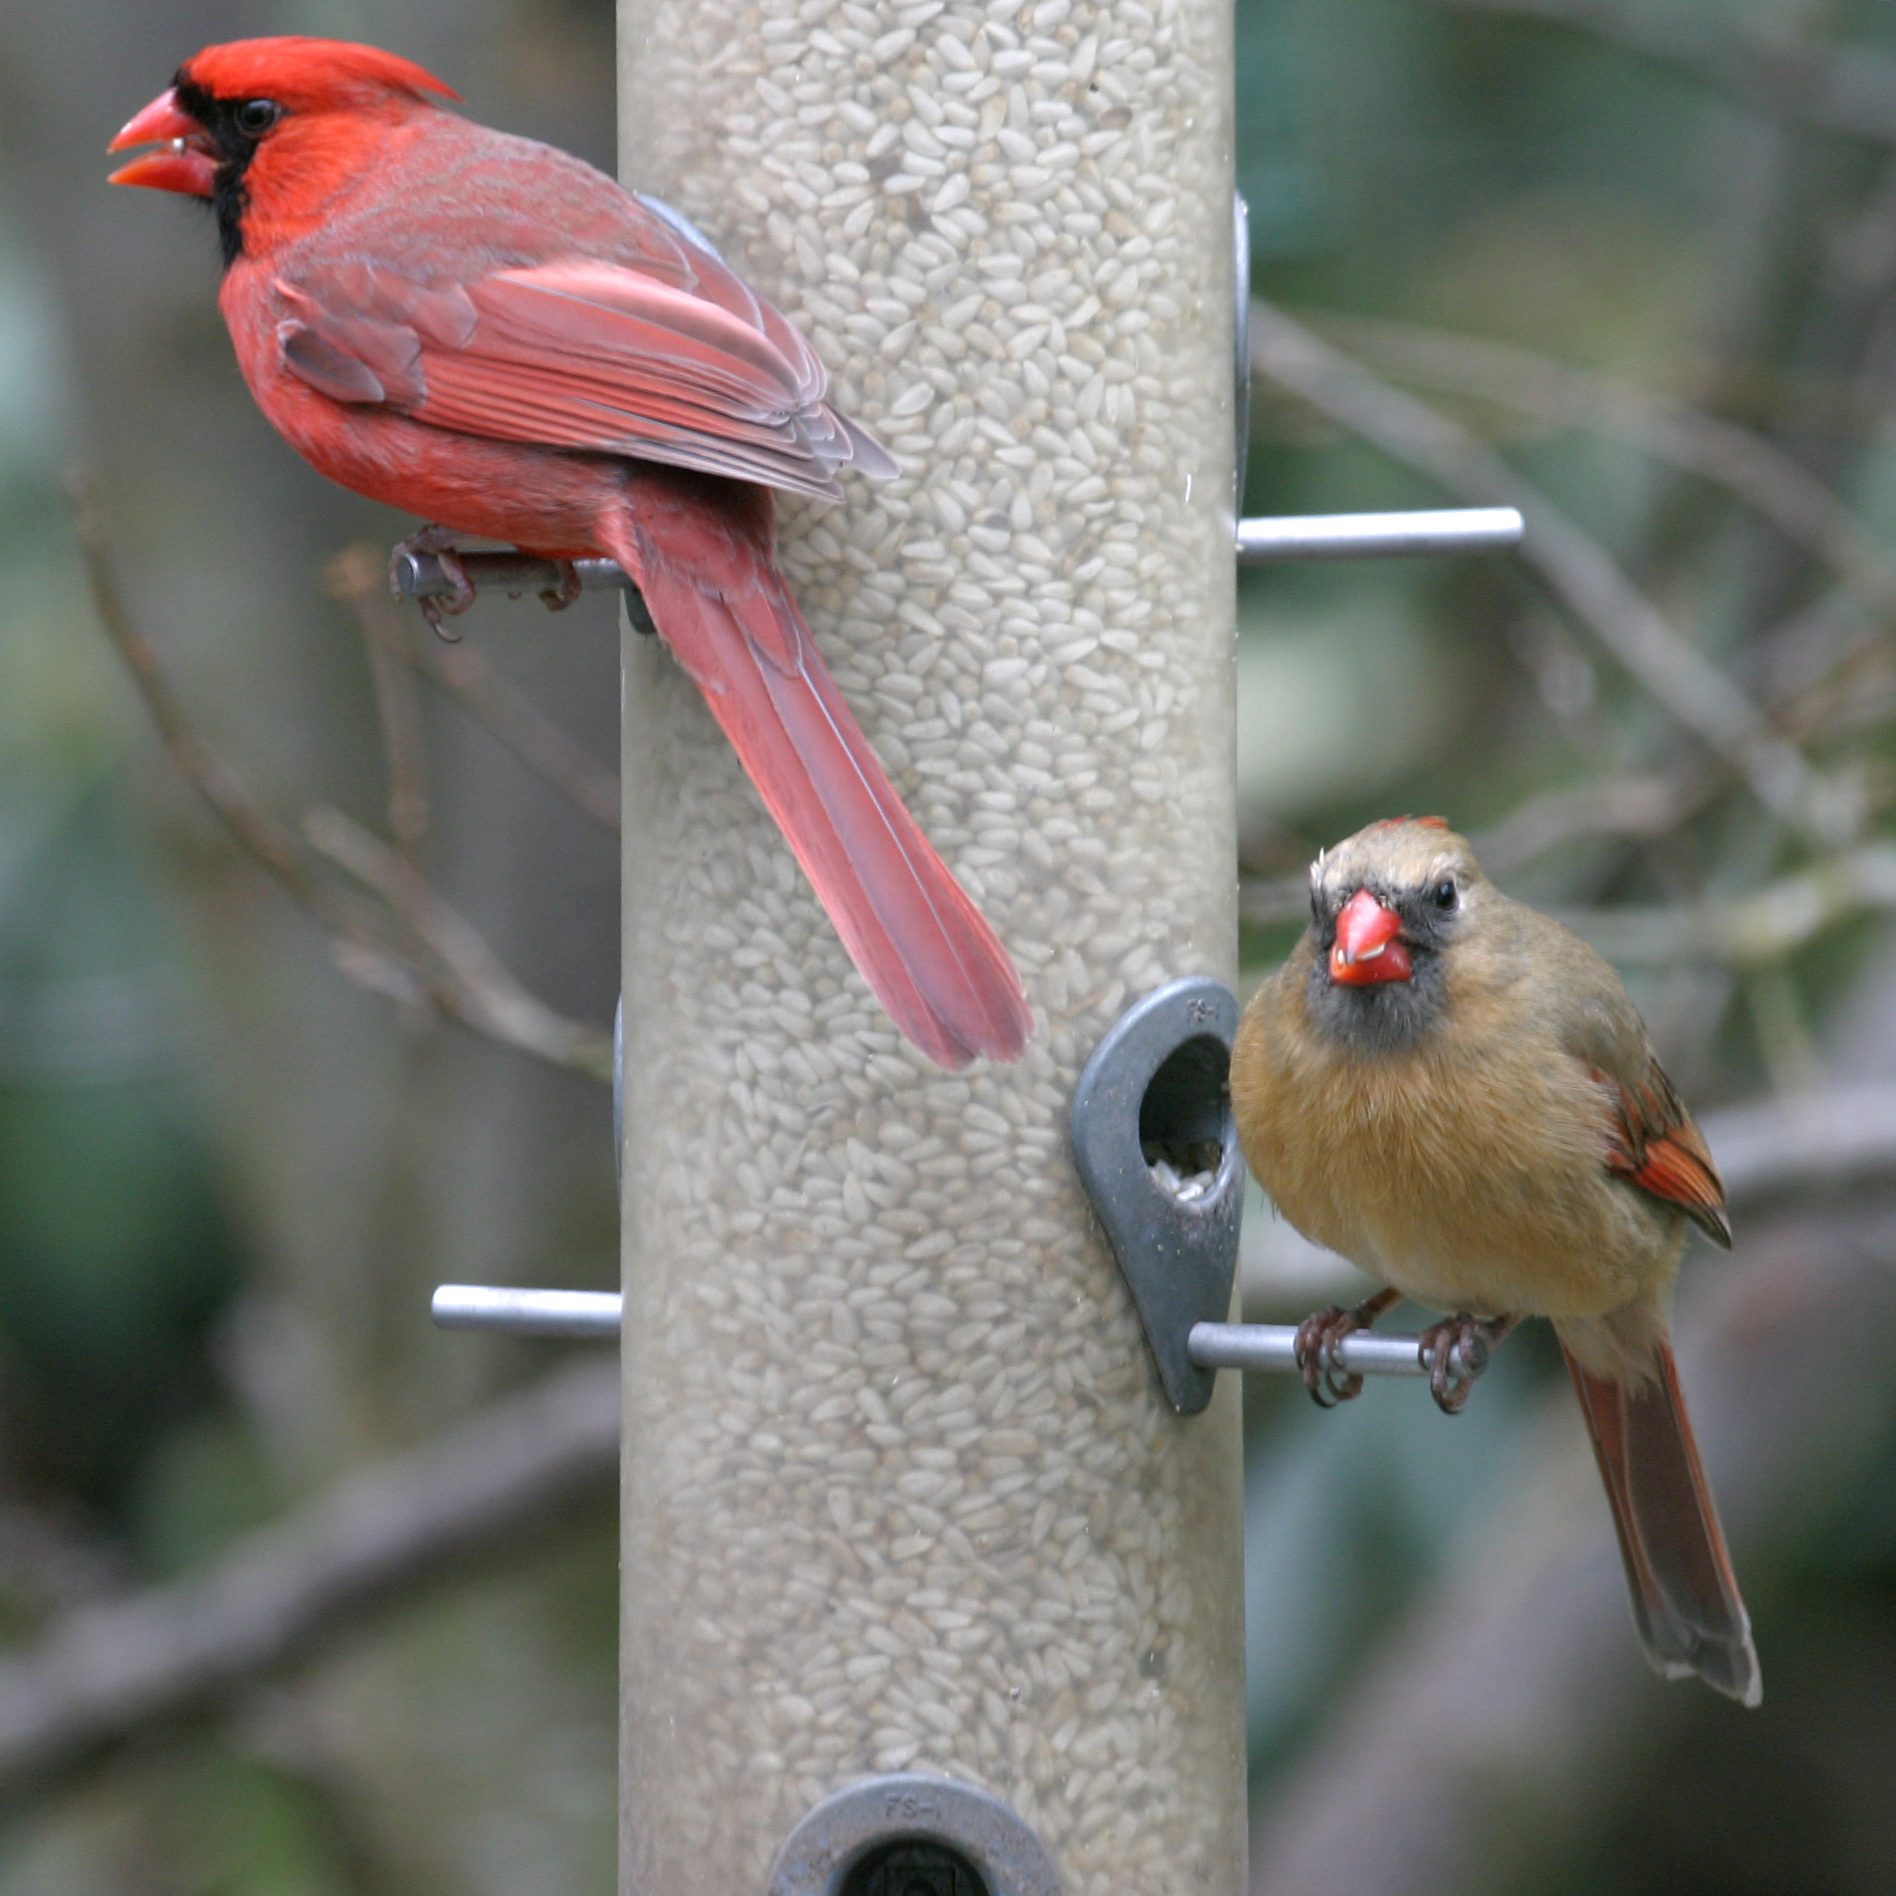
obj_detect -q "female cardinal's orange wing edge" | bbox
[1599,1066,1732,1248]
[269,253,894,500]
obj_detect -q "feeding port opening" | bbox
[839,1836,990,1896]
[1140,1032,1233,1202]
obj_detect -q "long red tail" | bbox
[1559,1332,1760,1706]
[599,473,1032,1070]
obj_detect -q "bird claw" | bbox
[538,560,583,612]
[1293,1302,1369,1408]
[391,525,476,641]
[1417,1313,1513,1415]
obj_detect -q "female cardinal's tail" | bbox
[599,476,1032,1070]
[1557,1323,1760,1706]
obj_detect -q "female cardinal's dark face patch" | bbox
[1303,864,1467,1057]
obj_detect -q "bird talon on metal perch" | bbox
[537,559,583,612]
[1298,1313,1363,1408]
[1291,1288,1402,1407]
[388,525,477,639]
[389,547,656,624]
[1418,1313,1518,1415]
[1184,1319,1499,1400]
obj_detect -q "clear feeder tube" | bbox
[616,3,1244,1892]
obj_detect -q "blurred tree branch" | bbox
[1241,772,1713,926]
[1445,0,1896,146]
[1249,301,1839,842]
[70,473,369,941]
[1708,1081,1896,1199]
[324,549,432,877]
[1550,843,1896,966]
[0,1359,618,1801]
[323,548,434,984]
[73,478,611,1085]
[1466,774,1714,880]
[307,807,612,1080]
[413,635,622,832]
[326,543,621,833]
[1299,309,1896,616]
[0,1501,127,1623]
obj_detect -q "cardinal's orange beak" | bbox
[109,89,218,196]
[1329,889,1412,986]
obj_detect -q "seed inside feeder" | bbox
[616,0,1244,1888]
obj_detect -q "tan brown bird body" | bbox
[1233,816,1760,1705]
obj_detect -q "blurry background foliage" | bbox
[0,0,1894,1891]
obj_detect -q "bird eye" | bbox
[235,99,281,136]
[1432,879,1458,911]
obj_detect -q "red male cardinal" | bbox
[1232,817,1759,1705]
[109,37,1032,1071]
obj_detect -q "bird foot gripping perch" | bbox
[1293,1290,1400,1407]
[1293,1295,1515,1413]
[389,525,476,638]
[385,506,1527,632]
[388,527,593,636]
[389,541,661,633]
[1418,1312,1519,1414]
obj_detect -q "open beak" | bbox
[1329,889,1413,986]
[109,88,218,196]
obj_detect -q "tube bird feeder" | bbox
[613,0,1246,1890]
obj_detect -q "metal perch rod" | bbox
[1234,507,1523,563]
[389,509,1525,603]
[432,1284,623,1338]
[430,1286,1475,1383]
[1185,1320,1434,1377]
[390,551,630,602]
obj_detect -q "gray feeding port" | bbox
[1069,977,1244,1416]
[766,1774,1062,1896]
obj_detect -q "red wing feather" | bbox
[1601,1067,1732,1248]
[411,355,843,491]
[271,245,891,500]
[468,263,821,404]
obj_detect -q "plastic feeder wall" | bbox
[616,1,1244,1889]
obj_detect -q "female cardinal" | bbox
[1232,816,1760,1705]
[108,37,1032,1071]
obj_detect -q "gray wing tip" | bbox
[839,413,901,482]
[633,193,727,262]
[1641,1620,1762,1706]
